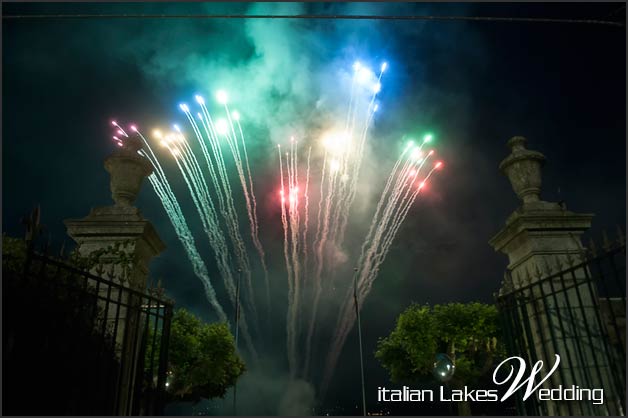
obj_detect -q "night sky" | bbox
[3,2,626,415]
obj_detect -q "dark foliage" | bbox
[3,237,121,415]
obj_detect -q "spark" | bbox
[357,67,373,84]
[322,132,349,155]
[215,118,229,135]
[216,89,228,104]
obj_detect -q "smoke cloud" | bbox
[79,1,491,408]
[5,1,626,415]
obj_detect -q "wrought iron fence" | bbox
[3,239,174,415]
[496,230,626,416]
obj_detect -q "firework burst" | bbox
[108,59,444,392]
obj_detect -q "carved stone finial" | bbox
[104,133,153,207]
[499,136,546,205]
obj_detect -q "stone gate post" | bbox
[490,136,620,415]
[64,133,165,415]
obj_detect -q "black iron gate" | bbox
[3,240,174,415]
[496,232,626,416]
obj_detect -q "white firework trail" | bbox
[321,140,442,393]
[134,127,228,323]
[302,62,386,378]
[113,125,259,360]
[277,143,297,375]
[233,111,271,320]
[181,100,261,336]
[109,61,444,394]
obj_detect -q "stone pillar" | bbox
[489,136,593,275]
[64,133,165,415]
[490,137,619,415]
[65,134,164,290]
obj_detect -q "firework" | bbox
[321,144,443,392]
[107,59,444,392]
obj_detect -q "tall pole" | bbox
[233,268,241,416]
[353,267,367,416]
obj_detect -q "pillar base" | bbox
[489,201,594,276]
[64,205,165,290]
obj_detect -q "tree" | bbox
[4,234,245,409]
[375,302,504,415]
[160,308,246,404]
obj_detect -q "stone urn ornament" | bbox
[498,136,546,205]
[104,133,153,207]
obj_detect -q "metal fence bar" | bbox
[127,297,146,415]
[566,262,608,415]
[143,298,158,414]
[591,252,626,362]
[4,243,174,416]
[556,262,595,394]
[156,304,173,415]
[517,289,548,415]
[112,279,129,414]
[579,257,626,414]
[498,292,533,415]
[496,238,626,416]
[534,275,574,416]
[546,270,580,411]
